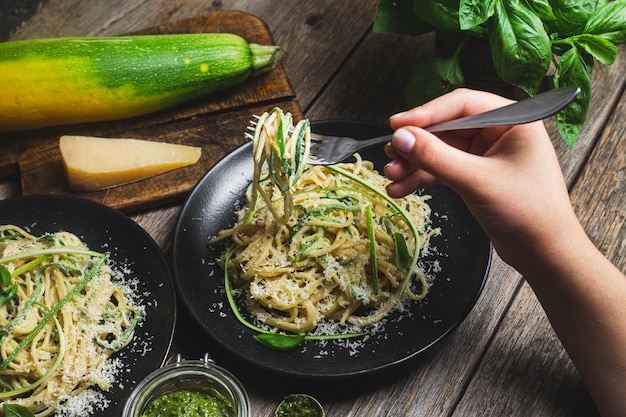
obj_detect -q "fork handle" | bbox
[350,86,580,153]
[424,86,580,132]
[352,134,393,152]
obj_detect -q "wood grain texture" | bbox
[451,53,626,417]
[7,0,381,112]
[0,1,624,417]
[572,88,626,271]
[456,281,599,417]
[549,46,626,185]
[296,8,625,417]
[1,11,301,213]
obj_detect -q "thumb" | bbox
[391,127,484,192]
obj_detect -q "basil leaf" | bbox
[0,284,18,307]
[459,0,496,31]
[405,55,464,107]
[488,0,551,95]
[546,0,598,37]
[527,0,557,22]
[393,232,411,271]
[413,0,469,34]
[584,1,626,44]
[373,0,434,35]
[552,46,593,148]
[3,404,36,417]
[0,264,11,287]
[253,333,305,351]
[572,33,617,65]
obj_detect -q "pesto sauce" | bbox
[141,387,235,417]
[274,394,324,417]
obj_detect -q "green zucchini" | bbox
[0,33,282,132]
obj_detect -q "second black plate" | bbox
[0,195,176,414]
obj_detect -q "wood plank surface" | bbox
[452,51,626,417]
[302,9,626,416]
[1,1,624,417]
[0,11,300,213]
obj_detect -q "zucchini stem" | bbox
[250,43,283,75]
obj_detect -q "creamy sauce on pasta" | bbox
[0,225,143,416]
[212,109,439,341]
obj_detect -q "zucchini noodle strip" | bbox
[0,225,142,416]
[213,109,439,336]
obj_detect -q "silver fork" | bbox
[307,86,580,165]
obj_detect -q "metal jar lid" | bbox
[122,353,250,417]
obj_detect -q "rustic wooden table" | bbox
[1,1,624,416]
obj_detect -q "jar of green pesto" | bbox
[122,353,250,417]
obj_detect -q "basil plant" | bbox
[373,0,626,148]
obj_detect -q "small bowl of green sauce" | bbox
[123,353,250,417]
[274,394,325,417]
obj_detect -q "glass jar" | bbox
[122,353,250,417]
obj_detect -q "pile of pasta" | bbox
[212,109,438,335]
[0,225,141,416]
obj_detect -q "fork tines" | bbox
[245,115,261,141]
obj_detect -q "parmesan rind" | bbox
[59,135,201,191]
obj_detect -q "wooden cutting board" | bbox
[0,11,302,213]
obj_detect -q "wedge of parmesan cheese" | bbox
[59,135,201,191]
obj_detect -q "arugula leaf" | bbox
[552,46,594,148]
[373,0,433,35]
[584,1,626,44]
[3,404,36,417]
[488,0,551,95]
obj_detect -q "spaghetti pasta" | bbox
[212,109,438,338]
[0,225,142,416]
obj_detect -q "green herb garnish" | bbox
[3,404,36,417]
[223,246,368,351]
[365,204,379,295]
[327,165,421,296]
[380,216,411,271]
[373,0,626,147]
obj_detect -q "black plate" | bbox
[0,195,176,415]
[173,120,491,378]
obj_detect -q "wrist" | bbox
[512,220,602,288]
[497,212,590,279]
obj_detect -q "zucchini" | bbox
[0,33,282,132]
